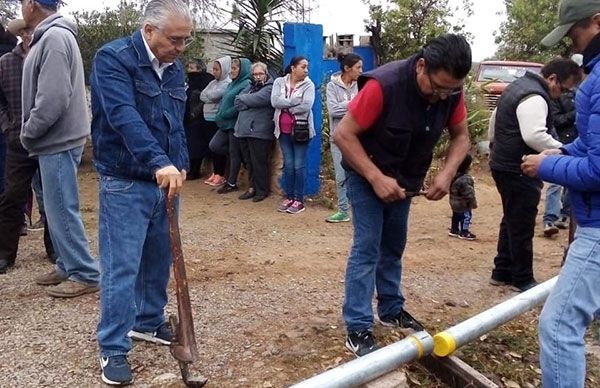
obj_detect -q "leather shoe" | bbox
[252,195,267,202]
[0,258,15,274]
[239,190,255,200]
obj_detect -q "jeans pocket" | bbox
[100,176,135,193]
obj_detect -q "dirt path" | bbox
[0,156,568,387]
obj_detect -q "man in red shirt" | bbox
[333,34,472,356]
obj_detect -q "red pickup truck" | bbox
[475,60,544,110]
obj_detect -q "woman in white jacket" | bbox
[325,53,362,223]
[200,56,231,186]
[271,56,315,215]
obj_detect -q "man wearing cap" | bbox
[0,18,55,274]
[19,0,100,297]
[521,0,600,386]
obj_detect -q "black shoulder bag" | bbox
[292,119,310,143]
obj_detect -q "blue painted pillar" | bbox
[283,23,323,196]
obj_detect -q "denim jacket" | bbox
[91,30,189,181]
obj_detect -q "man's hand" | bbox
[424,171,453,201]
[540,148,563,156]
[155,165,184,198]
[369,174,406,203]
[521,154,546,177]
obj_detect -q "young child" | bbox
[448,154,478,240]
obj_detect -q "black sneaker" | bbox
[345,330,379,357]
[100,355,133,386]
[217,183,238,194]
[459,230,476,240]
[448,228,459,238]
[128,323,172,345]
[543,222,559,237]
[380,308,424,330]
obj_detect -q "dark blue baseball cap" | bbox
[34,0,61,6]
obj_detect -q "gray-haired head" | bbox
[187,58,207,72]
[143,0,192,28]
[252,62,268,73]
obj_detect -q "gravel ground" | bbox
[0,159,571,387]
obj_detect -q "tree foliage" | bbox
[364,0,473,64]
[494,0,569,62]
[1,0,19,26]
[73,1,144,81]
[224,0,286,74]
[73,0,205,82]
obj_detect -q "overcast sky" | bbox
[59,0,506,61]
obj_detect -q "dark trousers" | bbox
[239,137,272,197]
[205,121,226,176]
[491,169,542,287]
[451,211,471,232]
[0,147,54,264]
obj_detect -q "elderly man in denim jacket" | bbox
[90,0,192,385]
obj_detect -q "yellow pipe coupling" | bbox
[433,331,457,357]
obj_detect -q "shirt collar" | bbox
[140,29,172,78]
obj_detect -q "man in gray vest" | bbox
[488,58,581,293]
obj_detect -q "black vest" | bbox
[355,55,461,191]
[489,72,554,174]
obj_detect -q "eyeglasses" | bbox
[153,25,194,48]
[559,83,574,93]
[252,72,266,77]
[426,72,463,97]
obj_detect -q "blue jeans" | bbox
[330,141,349,213]
[38,146,99,285]
[343,171,411,331]
[279,134,309,202]
[97,176,174,357]
[539,226,600,387]
[543,183,570,223]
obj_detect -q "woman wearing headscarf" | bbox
[210,57,252,193]
[200,56,231,186]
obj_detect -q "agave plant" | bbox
[224,0,286,74]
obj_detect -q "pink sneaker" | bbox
[204,173,216,185]
[208,174,226,187]
[277,198,294,213]
[286,201,305,214]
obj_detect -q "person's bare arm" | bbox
[425,117,470,200]
[333,113,406,202]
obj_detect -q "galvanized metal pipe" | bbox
[434,276,558,357]
[290,330,434,388]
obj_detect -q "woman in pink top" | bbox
[270,56,316,214]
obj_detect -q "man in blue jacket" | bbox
[523,0,600,386]
[90,0,192,384]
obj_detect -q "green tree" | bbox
[1,0,19,26]
[364,0,473,64]
[73,1,143,81]
[494,0,569,62]
[73,0,204,82]
[224,0,286,74]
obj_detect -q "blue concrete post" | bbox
[282,23,323,196]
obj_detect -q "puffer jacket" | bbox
[215,58,251,130]
[537,51,600,227]
[449,173,477,213]
[234,77,275,140]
